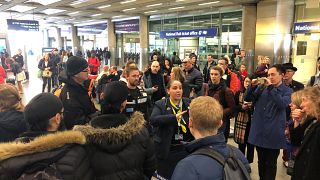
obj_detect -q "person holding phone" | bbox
[151,80,193,179]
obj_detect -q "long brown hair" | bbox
[302,87,320,120]
[0,84,24,112]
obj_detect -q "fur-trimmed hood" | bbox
[73,112,145,151]
[0,130,86,161]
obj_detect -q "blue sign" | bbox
[294,22,320,34]
[115,19,139,32]
[7,19,39,31]
[160,28,217,38]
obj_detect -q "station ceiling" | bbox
[0,0,259,26]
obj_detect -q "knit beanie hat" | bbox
[24,93,63,131]
[66,56,88,76]
[103,81,129,113]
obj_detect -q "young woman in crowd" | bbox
[151,80,193,179]
[38,53,54,92]
[291,87,320,180]
[234,76,254,163]
[208,66,235,142]
[189,53,200,71]
[0,83,27,142]
[163,58,172,86]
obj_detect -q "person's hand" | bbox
[291,109,306,123]
[264,78,272,86]
[176,111,187,120]
[152,86,158,92]
[251,79,259,86]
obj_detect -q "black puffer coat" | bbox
[59,70,97,129]
[74,112,156,180]
[0,131,93,180]
[0,110,27,143]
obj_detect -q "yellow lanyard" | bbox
[169,99,187,133]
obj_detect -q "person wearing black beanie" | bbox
[24,93,63,131]
[0,92,93,179]
[58,55,97,130]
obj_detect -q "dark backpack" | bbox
[18,163,63,180]
[192,145,251,180]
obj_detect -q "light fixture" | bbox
[169,6,184,10]
[42,8,66,15]
[70,0,88,6]
[68,11,79,15]
[146,3,162,7]
[120,0,136,4]
[9,5,36,12]
[144,10,157,14]
[25,0,61,5]
[91,13,102,17]
[98,5,111,9]
[123,8,136,12]
[198,1,220,6]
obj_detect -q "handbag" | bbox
[42,69,52,77]
[37,69,43,78]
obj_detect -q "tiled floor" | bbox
[18,57,291,180]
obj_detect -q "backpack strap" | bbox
[226,145,252,179]
[192,147,226,165]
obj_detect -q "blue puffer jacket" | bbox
[171,133,251,180]
[0,110,28,143]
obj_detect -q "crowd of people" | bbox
[0,47,320,180]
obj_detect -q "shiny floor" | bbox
[16,60,290,180]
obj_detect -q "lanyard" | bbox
[169,99,187,133]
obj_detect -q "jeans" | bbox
[42,77,51,92]
[256,146,280,180]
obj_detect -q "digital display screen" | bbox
[7,19,39,31]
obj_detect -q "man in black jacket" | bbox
[182,57,204,96]
[59,56,97,129]
[283,63,304,92]
[0,93,92,179]
[203,54,216,83]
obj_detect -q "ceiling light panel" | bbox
[198,1,220,6]
[121,0,136,4]
[68,11,79,15]
[123,8,136,12]
[169,6,184,10]
[146,3,162,7]
[144,10,157,14]
[98,5,111,9]
[9,5,35,12]
[26,0,61,5]
[70,0,88,6]
[91,13,102,17]
[42,8,66,15]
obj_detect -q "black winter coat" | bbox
[0,110,27,143]
[74,112,156,180]
[292,120,320,180]
[59,70,97,129]
[0,131,93,180]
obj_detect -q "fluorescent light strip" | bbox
[98,4,111,9]
[144,10,157,14]
[123,8,136,11]
[198,1,220,6]
[169,6,184,10]
[68,11,79,15]
[91,13,102,17]
[70,0,88,6]
[120,0,136,4]
[146,3,162,7]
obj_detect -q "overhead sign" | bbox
[77,23,107,34]
[7,19,39,31]
[115,19,139,32]
[160,28,217,38]
[294,22,320,34]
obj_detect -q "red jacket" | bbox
[0,66,6,84]
[88,57,100,73]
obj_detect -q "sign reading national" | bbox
[7,19,39,31]
[160,28,217,38]
[294,22,320,34]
